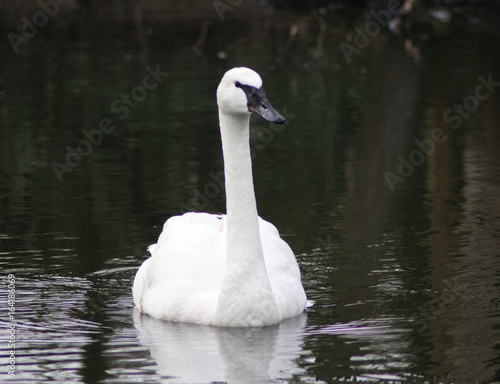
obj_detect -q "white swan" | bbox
[132,67,307,327]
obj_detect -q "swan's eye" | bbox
[235,81,241,87]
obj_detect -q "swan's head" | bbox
[217,67,286,125]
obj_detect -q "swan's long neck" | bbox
[220,113,259,240]
[214,111,280,326]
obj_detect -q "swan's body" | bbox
[133,67,307,327]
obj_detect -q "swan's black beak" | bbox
[236,83,286,125]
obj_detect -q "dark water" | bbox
[1,4,500,383]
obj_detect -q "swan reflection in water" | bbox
[133,308,308,383]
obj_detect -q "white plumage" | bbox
[133,67,307,327]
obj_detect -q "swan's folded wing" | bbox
[258,217,307,319]
[136,212,227,323]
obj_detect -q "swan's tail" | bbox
[147,244,157,256]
